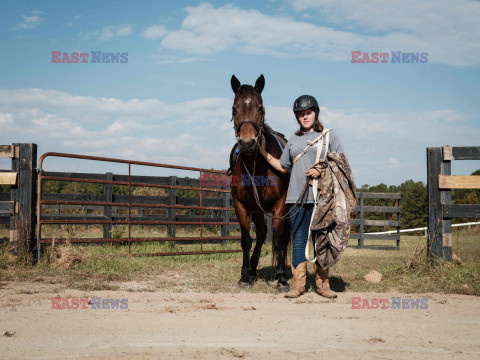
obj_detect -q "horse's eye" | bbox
[232,107,237,114]
[258,106,265,114]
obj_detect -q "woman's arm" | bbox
[258,139,290,174]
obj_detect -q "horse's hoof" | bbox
[238,281,251,288]
[238,275,252,288]
[276,282,290,293]
[248,274,258,284]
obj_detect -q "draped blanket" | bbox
[310,152,357,270]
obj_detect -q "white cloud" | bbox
[1,87,479,184]
[12,10,43,30]
[81,25,132,41]
[154,2,480,66]
[141,25,168,40]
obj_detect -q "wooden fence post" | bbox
[168,176,177,238]
[427,147,443,261]
[103,172,113,238]
[358,193,364,249]
[10,143,37,258]
[397,198,401,248]
[221,189,230,242]
[441,146,452,261]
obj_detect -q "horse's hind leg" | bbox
[235,201,253,287]
[249,210,267,283]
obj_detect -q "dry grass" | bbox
[0,226,479,295]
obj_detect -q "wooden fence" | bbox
[0,144,37,256]
[350,192,401,249]
[427,146,480,261]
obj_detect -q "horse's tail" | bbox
[271,218,292,268]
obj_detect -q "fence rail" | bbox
[349,192,401,249]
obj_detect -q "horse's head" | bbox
[231,74,265,155]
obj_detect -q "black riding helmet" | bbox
[293,95,319,117]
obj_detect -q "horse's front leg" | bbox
[249,210,267,283]
[234,200,253,287]
[273,202,290,292]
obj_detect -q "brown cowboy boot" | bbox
[314,264,337,299]
[284,261,307,298]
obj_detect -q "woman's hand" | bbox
[306,166,322,179]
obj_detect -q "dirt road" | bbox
[1,281,479,359]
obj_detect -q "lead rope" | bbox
[305,129,330,263]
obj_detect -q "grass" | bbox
[0,226,479,296]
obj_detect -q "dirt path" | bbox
[1,281,479,359]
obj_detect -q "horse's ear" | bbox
[231,75,241,94]
[254,74,265,94]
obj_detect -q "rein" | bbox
[240,132,309,220]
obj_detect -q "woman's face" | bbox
[295,109,316,132]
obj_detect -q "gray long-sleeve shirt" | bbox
[279,129,345,204]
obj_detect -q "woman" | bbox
[259,95,345,299]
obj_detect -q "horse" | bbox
[229,74,290,292]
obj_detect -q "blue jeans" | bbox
[289,203,314,269]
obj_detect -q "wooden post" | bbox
[358,193,364,249]
[10,143,37,258]
[397,198,401,249]
[221,189,231,243]
[441,147,452,261]
[167,176,177,238]
[103,172,113,238]
[427,147,443,261]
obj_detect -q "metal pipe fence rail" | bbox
[36,152,255,261]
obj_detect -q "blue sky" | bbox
[1,0,479,185]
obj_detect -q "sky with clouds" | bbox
[1,0,479,185]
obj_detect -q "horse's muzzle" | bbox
[238,138,258,154]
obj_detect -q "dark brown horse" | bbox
[230,74,290,291]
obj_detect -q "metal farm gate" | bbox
[36,152,250,259]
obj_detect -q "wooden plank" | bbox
[442,146,454,161]
[350,219,400,227]
[349,234,400,240]
[451,146,480,160]
[0,172,17,185]
[427,147,442,260]
[103,173,113,238]
[0,201,15,215]
[10,143,37,257]
[441,158,452,261]
[0,145,14,158]
[360,193,401,199]
[363,220,400,227]
[438,175,480,189]
[443,204,480,219]
[353,206,401,213]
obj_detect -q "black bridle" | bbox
[232,114,265,143]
